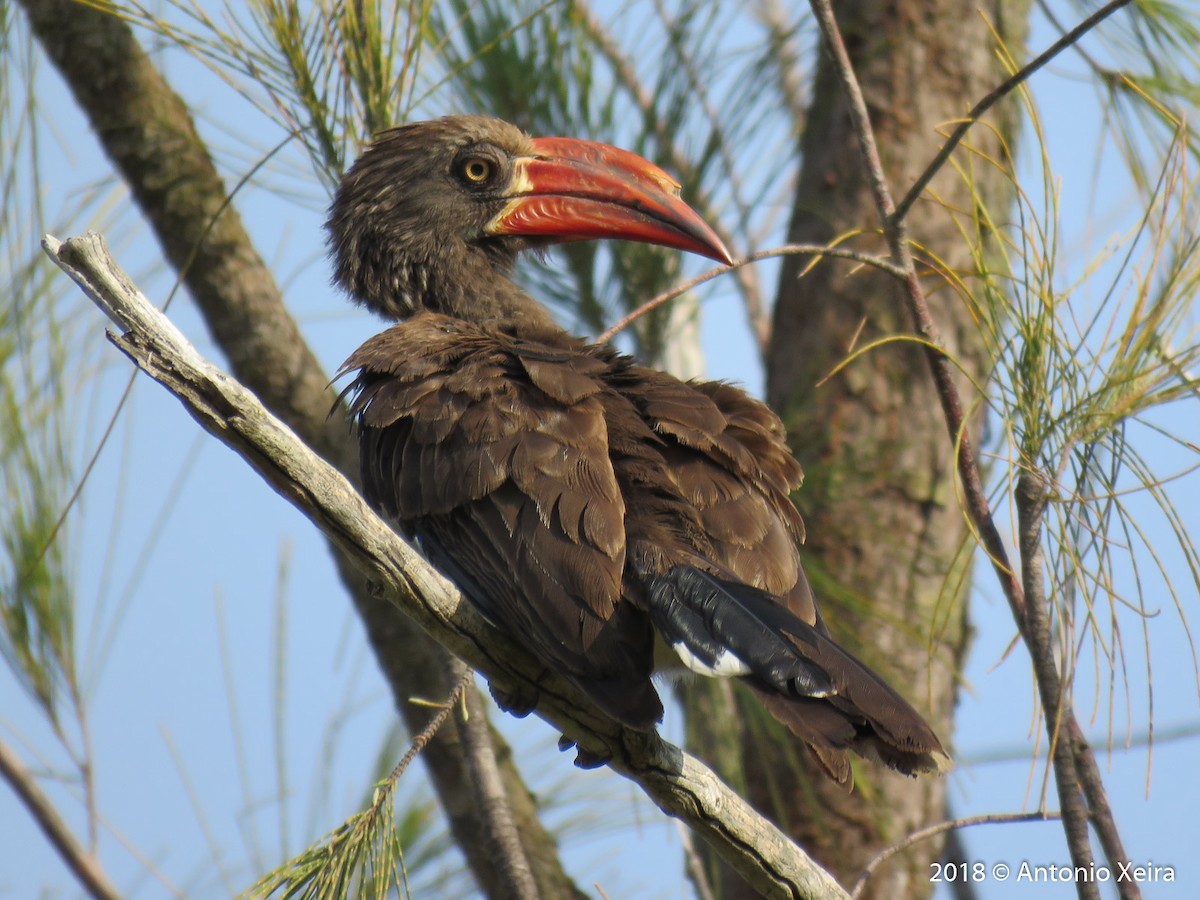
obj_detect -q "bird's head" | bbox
[327,116,731,322]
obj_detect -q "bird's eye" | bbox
[457,156,495,186]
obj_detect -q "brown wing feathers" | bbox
[343,314,660,728]
[341,312,948,784]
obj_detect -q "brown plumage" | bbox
[329,116,949,786]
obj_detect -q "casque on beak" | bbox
[486,136,733,265]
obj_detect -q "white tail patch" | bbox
[670,641,751,678]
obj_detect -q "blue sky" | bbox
[3,4,1198,899]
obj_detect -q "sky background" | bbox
[3,3,1198,898]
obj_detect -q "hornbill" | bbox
[328,115,949,786]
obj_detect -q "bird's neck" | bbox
[442,252,560,334]
[352,240,560,335]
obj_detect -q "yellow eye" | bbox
[460,157,493,184]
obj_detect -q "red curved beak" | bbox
[486,136,732,266]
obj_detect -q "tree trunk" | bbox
[690,2,1029,897]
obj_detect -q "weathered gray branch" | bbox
[44,230,850,900]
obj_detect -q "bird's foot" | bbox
[489,681,538,718]
[557,734,611,769]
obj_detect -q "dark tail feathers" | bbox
[648,565,951,788]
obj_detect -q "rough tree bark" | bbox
[767,2,1030,895]
[688,3,1030,898]
[19,2,582,896]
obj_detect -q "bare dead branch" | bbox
[0,738,122,900]
[44,230,851,900]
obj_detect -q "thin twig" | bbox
[0,738,123,900]
[851,811,1062,899]
[890,0,1133,225]
[263,673,470,898]
[597,243,903,344]
[807,2,1136,896]
[390,666,472,783]
[1034,0,1111,81]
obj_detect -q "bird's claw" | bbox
[489,681,538,718]
[557,734,610,769]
